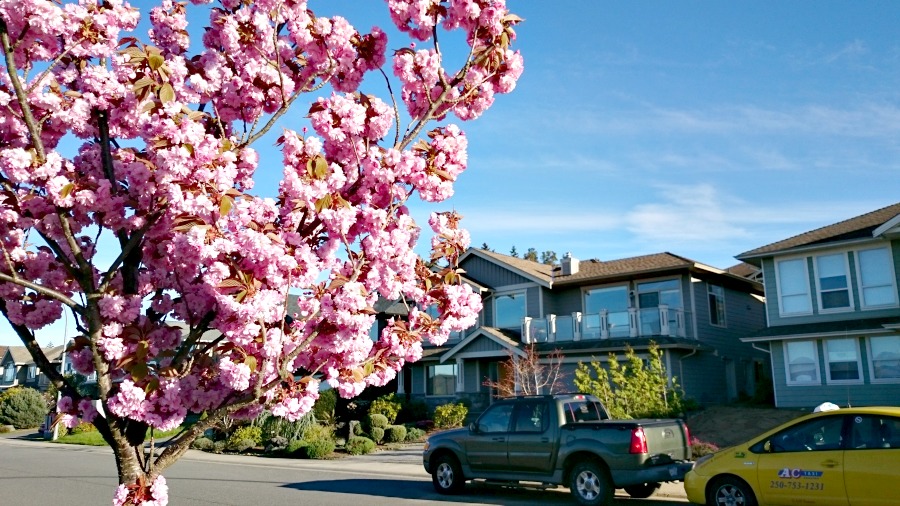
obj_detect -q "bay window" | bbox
[868,335,900,381]
[776,258,812,315]
[856,247,898,309]
[824,338,862,383]
[815,253,852,311]
[784,340,819,384]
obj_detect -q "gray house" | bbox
[397,248,768,413]
[0,345,65,392]
[736,202,900,408]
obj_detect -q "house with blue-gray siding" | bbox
[736,202,900,409]
[396,248,768,413]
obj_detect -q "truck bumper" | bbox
[612,461,695,487]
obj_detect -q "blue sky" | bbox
[4,1,900,347]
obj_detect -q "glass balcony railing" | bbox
[522,306,693,343]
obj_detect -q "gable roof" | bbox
[461,249,554,287]
[2,345,64,366]
[737,201,900,261]
[440,326,526,362]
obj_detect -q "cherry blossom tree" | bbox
[0,0,523,503]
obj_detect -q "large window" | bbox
[868,335,900,381]
[784,340,819,384]
[637,279,682,335]
[584,285,629,338]
[2,365,13,382]
[27,365,36,379]
[815,253,852,311]
[708,284,726,327]
[494,291,526,329]
[427,363,457,396]
[776,258,812,315]
[824,338,862,383]
[856,247,898,309]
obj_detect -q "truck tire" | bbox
[432,454,465,495]
[707,476,757,506]
[569,461,613,506]
[624,482,660,499]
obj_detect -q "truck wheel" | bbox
[432,454,465,495]
[569,461,613,506]
[624,482,660,499]
[707,476,757,506]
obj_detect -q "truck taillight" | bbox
[629,427,648,454]
[684,423,691,445]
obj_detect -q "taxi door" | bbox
[842,414,900,506]
[756,414,848,506]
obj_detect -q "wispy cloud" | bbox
[825,39,869,64]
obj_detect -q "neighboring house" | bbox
[0,345,65,392]
[397,248,768,413]
[736,202,900,408]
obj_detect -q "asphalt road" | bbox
[0,437,689,505]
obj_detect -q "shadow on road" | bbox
[285,478,686,505]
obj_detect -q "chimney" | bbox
[561,252,579,276]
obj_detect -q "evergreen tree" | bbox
[541,250,558,265]
[509,246,519,258]
[524,248,539,262]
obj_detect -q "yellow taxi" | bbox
[685,406,900,506]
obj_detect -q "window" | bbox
[512,401,548,433]
[856,247,898,309]
[494,291,526,329]
[776,258,812,315]
[848,415,900,450]
[368,320,380,342]
[815,253,852,311]
[27,365,36,379]
[636,279,682,335]
[475,403,513,433]
[868,335,900,381]
[424,305,472,342]
[2,365,13,382]
[766,415,845,452]
[784,340,819,384]
[584,285,629,338]
[708,284,726,327]
[426,363,456,396]
[824,338,861,383]
[563,400,610,423]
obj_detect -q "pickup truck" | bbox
[422,394,693,505]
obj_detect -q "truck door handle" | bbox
[492,437,505,442]
[541,438,550,443]
[821,459,839,468]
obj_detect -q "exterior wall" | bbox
[762,239,900,327]
[770,340,900,408]
[542,286,582,317]
[461,255,532,288]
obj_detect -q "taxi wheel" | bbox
[707,476,757,506]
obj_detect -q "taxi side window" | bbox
[849,415,900,450]
[769,415,845,453]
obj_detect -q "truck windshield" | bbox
[563,401,609,423]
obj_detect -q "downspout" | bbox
[678,348,699,394]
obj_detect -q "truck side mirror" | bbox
[469,422,479,434]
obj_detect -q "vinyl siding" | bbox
[461,256,532,288]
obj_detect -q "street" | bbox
[0,437,689,505]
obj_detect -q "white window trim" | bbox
[492,289,527,330]
[854,245,900,311]
[774,256,813,317]
[635,276,684,310]
[783,339,821,386]
[866,335,900,384]
[581,283,631,312]
[812,252,855,314]
[707,284,727,328]
[823,338,864,385]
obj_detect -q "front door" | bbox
[757,414,848,506]
[507,400,555,474]
[465,402,513,471]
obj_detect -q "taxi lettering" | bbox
[777,468,824,479]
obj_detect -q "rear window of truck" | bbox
[564,401,609,423]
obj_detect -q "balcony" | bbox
[523,305,693,344]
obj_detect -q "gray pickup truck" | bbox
[422,394,693,505]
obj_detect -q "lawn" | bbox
[54,426,184,446]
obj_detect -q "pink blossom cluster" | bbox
[113,475,168,506]
[57,396,99,429]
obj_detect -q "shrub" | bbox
[433,403,467,429]
[345,436,375,455]
[0,425,14,433]
[369,426,384,444]
[691,438,720,458]
[301,423,332,442]
[254,409,316,443]
[212,441,226,454]
[285,439,308,457]
[313,388,337,425]
[397,398,429,424]
[405,427,426,442]
[385,425,407,443]
[0,387,48,429]
[369,394,402,424]
[67,421,97,435]
[227,425,262,451]
[266,436,289,452]
[367,413,389,429]
[351,420,365,436]
[305,438,335,459]
[191,437,214,451]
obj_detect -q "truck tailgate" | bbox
[635,419,690,461]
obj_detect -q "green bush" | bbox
[367,413,389,429]
[254,409,316,443]
[0,387,48,429]
[191,437,214,451]
[301,423,332,442]
[0,425,14,433]
[345,436,375,455]
[313,388,337,424]
[369,426,384,444]
[369,394,402,424]
[213,441,226,454]
[433,403,467,428]
[67,421,96,435]
[405,426,426,442]
[397,398,429,424]
[227,425,262,451]
[385,425,407,443]
[305,438,335,459]
[351,420,365,436]
[285,439,308,457]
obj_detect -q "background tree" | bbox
[509,245,519,257]
[524,247,539,262]
[540,250,557,265]
[483,346,566,397]
[480,242,493,251]
[574,343,685,419]
[0,1,523,504]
